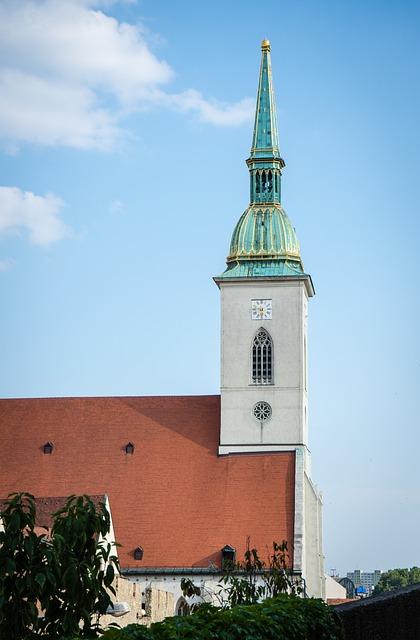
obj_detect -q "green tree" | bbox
[0,492,119,639]
[0,493,49,639]
[373,567,420,595]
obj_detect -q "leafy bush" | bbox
[0,493,118,639]
[180,540,302,612]
[215,540,303,607]
[101,595,343,640]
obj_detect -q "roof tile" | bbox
[0,396,295,569]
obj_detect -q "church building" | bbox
[0,40,325,609]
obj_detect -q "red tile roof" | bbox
[328,598,358,606]
[0,494,105,533]
[0,396,295,570]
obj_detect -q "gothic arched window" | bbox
[176,598,191,617]
[252,328,273,384]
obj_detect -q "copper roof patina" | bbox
[217,40,309,281]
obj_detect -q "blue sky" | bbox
[0,0,419,576]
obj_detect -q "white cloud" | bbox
[109,199,124,214]
[166,90,254,127]
[0,258,15,272]
[0,186,71,245]
[0,0,253,150]
[0,70,119,150]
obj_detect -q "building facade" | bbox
[0,40,325,613]
[347,570,382,595]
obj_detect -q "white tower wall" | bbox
[217,277,312,451]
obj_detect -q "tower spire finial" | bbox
[249,40,282,160]
[246,41,285,206]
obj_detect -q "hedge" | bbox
[101,595,343,640]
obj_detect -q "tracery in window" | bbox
[253,401,272,422]
[252,328,273,384]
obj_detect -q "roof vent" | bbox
[125,442,135,455]
[221,544,236,569]
[134,546,144,561]
[43,441,54,455]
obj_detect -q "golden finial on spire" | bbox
[261,39,271,52]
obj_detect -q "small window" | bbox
[125,442,135,455]
[176,598,190,617]
[221,544,236,569]
[134,546,144,560]
[43,441,54,454]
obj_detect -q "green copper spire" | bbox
[247,39,285,207]
[249,39,282,161]
[216,40,309,282]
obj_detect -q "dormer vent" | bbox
[125,442,135,455]
[43,441,54,454]
[221,544,236,568]
[134,546,144,560]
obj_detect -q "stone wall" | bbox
[100,577,174,630]
[145,587,174,623]
[219,280,309,448]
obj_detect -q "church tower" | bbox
[214,39,324,598]
[215,39,314,456]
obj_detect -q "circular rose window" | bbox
[253,401,272,422]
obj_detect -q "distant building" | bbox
[347,570,382,595]
[325,575,347,601]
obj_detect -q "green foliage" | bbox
[101,595,343,640]
[0,493,48,639]
[0,492,119,639]
[219,540,302,607]
[373,567,420,595]
[181,539,302,609]
[116,543,341,640]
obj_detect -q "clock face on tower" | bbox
[251,299,272,320]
